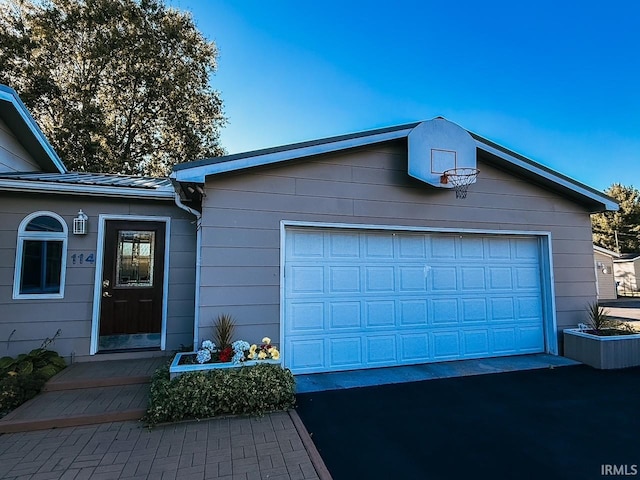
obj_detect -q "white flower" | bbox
[232,340,250,354]
[201,340,216,352]
[262,337,271,345]
[196,349,211,364]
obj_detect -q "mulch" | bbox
[296,365,640,480]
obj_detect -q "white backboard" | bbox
[408,118,477,188]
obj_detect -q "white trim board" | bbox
[278,220,559,372]
[90,214,171,355]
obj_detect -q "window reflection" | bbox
[116,231,154,287]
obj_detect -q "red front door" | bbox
[99,220,166,351]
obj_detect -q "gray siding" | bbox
[0,192,196,360]
[594,251,617,300]
[199,141,598,353]
[0,117,41,173]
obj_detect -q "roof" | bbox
[0,84,66,174]
[170,119,618,213]
[0,171,175,199]
[593,245,621,258]
[614,253,640,262]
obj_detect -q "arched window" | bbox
[13,211,68,299]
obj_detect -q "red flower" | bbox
[219,347,233,363]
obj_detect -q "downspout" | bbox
[173,191,202,351]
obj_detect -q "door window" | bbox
[115,231,155,287]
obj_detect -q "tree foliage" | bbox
[0,0,225,176]
[592,184,640,253]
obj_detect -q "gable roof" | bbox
[171,119,618,213]
[0,84,66,174]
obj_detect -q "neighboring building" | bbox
[1,84,619,372]
[171,118,617,374]
[593,245,619,300]
[613,253,640,296]
[0,85,196,361]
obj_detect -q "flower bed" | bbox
[170,353,280,379]
[564,328,640,369]
[169,337,281,379]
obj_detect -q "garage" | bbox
[283,226,548,374]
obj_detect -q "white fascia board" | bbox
[593,245,621,258]
[172,128,414,183]
[0,178,175,200]
[476,139,618,212]
[0,88,67,174]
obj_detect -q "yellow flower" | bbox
[262,337,271,345]
[249,344,257,353]
[247,352,255,360]
[271,349,280,360]
[258,351,267,360]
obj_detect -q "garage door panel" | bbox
[433,331,461,359]
[430,236,456,258]
[432,299,458,324]
[329,337,362,368]
[329,232,360,257]
[518,326,545,351]
[365,301,395,327]
[399,267,426,291]
[461,267,485,289]
[329,302,361,329]
[399,236,427,258]
[432,267,457,290]
[329,266,360,292]
[462,298,487,322]
[462,330,490,355]
[490,297,515,320]
[399,300,428,325]
[290,266,324,293]
[366,266,395,291]
[288,338,325,371]
[288,303,324,331]
[367,335,397,364]
[284,229,546,374]
[400,333,429,361]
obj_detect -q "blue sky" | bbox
[169,0,639,192]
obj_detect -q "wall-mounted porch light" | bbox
[73,209,88,235]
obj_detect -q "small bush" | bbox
[0,348,66,416]
[144,363,296,425]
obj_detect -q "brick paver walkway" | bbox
[0,412,321,480]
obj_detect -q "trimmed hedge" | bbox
[144,363,296,425]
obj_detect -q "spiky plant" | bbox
[586,302,633,334]
[213,314,236,349]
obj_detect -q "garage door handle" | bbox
[102,291,112,298]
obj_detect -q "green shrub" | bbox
[144,363,296,425]
[0,348,66,415]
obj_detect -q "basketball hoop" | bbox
[440,168,479,199]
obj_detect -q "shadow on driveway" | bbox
[296,365,640,480]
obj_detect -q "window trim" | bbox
[13,211,68,299]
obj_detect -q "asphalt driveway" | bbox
[296,365,640,480]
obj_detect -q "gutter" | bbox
[173,191,202,351]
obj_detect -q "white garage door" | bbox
[283,228,546,374]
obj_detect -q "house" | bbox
[1,84,618,373]
[613,253,640,296]
[593,245,619,300]
[171,118,617,374]
[0,84,197,360]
